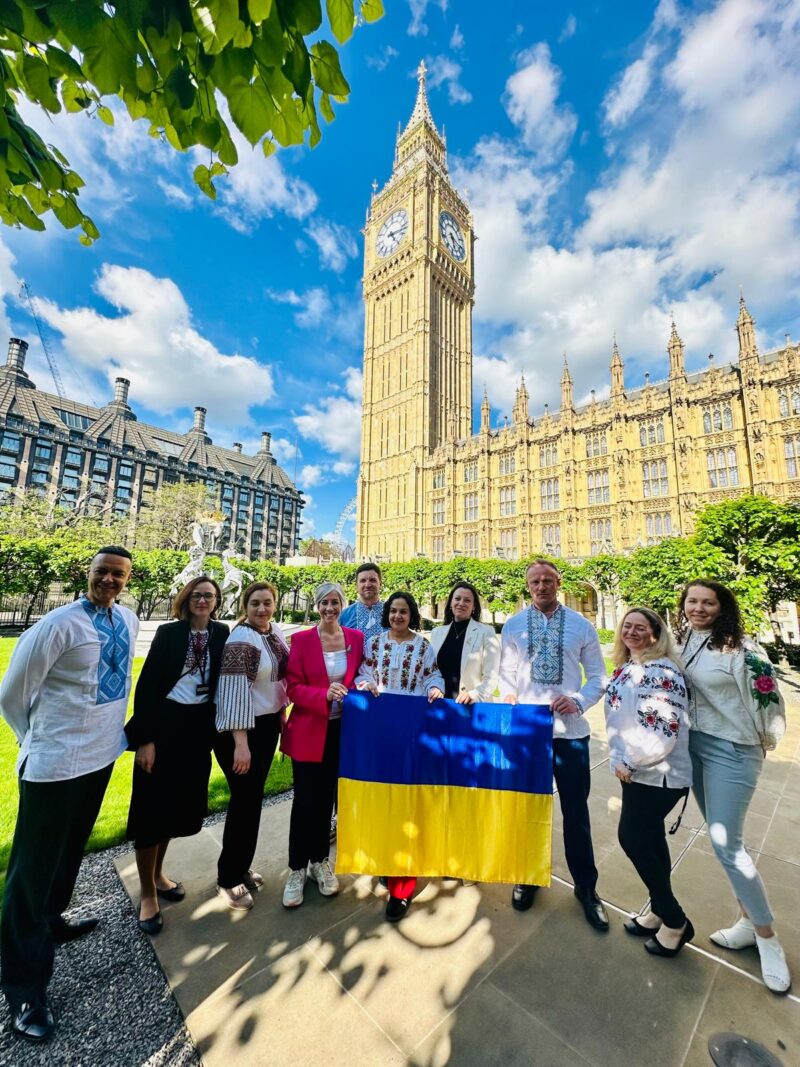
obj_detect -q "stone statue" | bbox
[220,548,248,618]
[170,545,206,596]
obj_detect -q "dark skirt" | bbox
[127,699,215,849]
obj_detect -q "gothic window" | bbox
[640,419,665,446]
[463,493,478,521]
[540,443,558,467]
[703,402,733,433]
[587,469,610,504]
[785,437,800,479]
[586,433,608,458]
[499,486,516,516]
[590,519,613,556]
[431,536,445,563]
[432,468,445,489]
[464,461,478,483]
[499,528,518,560]
[706,448,740,488]
[779,392,790,417]
[463,532,479,556]
[541,524,561,557]
[646,512,673,545]
[642,459,669,498]
[783,388,800,416]
[795,390,800,415]
[498,452,516,475]
[541,478,560,511]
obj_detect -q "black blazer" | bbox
[126,619,230,749]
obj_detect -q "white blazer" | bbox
[428,618,501,702]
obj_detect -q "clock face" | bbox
[376,209,409,257]
[439,210,466,261]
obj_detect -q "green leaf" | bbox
[360,0,384,23]
[228,75,273,143]
[278,0,322,36]
[326,0,355,45]
[135,60,159,93]
[282,33,311,97]
[209,160,226,177]
[96,105,114,126]
[310,40,349,97]
[250,3,286,67]
[9,193,46,230]
[319,89,334,123]
[262,135,275,157]
[165,65,196,110]
[49,190,83,228]
[193,162,217,198]
[167,15,183,50]
[0,1,24,36]
[81,215,99,239]
[21,182,50,214]
[61,79,92,112]
[212,43,254,93]
[247,0,273,21]
[216,121,239,164]
[22,54,60,112]
[189,0,240,56]
[191,114,222,148]
[44,45,84,80]
[233,21,253,48]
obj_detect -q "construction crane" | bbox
[19,280,65,398]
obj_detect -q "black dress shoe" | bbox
[574,887,610,931]
[511,884,538,912]
[50,916,100,944]
[385,896,411,922]
[624,917,661,937]
[11,998,55,1042]
[138,910,164,936]
[645,919,695,957]
[156,881,185,902]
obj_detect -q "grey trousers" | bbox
[689,730,774,926]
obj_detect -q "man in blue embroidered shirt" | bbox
[500,560,609,931]
[0,546,138,1043]
[339,563,385,644]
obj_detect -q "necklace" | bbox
[452,620,469,641]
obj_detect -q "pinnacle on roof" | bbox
[611,336,622,365]
[399,60,442,141]
[561,353,572,381]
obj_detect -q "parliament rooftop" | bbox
[0,338,303,562]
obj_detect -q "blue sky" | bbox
[1,0,799,542]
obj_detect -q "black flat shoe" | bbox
[379,876,389,889]
[11,998,55,1043]
[624,917,661,937]
[645,919,695,957]
[157,881,185,902]
[50,916,99,944]
[385,897,411,923]
[574,887,610,931]
[138,910,164,936]
[511,884,538,912]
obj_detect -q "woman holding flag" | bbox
[356,591,444,922]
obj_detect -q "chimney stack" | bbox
[260,431,272,454]
[114,377,130,405]
[233,442,242,453]
[7,337,28,370]
[193,406,206,433]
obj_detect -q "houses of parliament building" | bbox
[355,64,800,564]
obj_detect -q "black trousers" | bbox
[1,762,113,1008]
[618,780,689,929]
[289,719,341,870]
[553,737,599,891]
[214,714,281,889]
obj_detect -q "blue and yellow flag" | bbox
[336,693,553,886]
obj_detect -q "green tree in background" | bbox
[132,481,214,551]
[0,0,383,243]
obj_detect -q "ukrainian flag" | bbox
[336,692,553,886]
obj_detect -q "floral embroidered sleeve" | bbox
[738,641,786,751]
[417,637,446,696]
[355,634,381,691]
[604,660,688,771]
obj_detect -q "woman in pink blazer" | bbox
[281,582,364,909]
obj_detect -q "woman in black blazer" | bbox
[126,576,229,934]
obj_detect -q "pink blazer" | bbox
[281,626,364,763]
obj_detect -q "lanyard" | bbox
[183,631,209,685]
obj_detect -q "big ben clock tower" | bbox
[356,61,475,561]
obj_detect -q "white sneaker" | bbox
[756,934,792,994]
[309,858,340,897]
[217,883,254,911]
[710,917,756,950]
[243,869,264,891]
[283,868,307,908]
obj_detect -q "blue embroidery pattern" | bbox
[81,598,130,705]
[342,600,385,643]
[526,605,565,687]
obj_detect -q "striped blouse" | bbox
[215,623,289,731]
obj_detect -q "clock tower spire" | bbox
[356,62,475,562]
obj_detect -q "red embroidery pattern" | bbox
[219,642,260,686]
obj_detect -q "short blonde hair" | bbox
[611,607,681,669]
[314,581,346,610]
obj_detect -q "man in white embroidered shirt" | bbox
[0,546,138,1043]
[500,560,609,931]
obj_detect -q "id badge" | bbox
[196,683,210,697]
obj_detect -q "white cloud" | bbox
[603,44,658,129]
[38,265,274,424]
[294,368,362,461]
[332,460,356,476]
[0,236,18,345]
[450,24,465,50]
[299,464,324,488]
[305,219,358,272]
[266,286,362,340]
[407,0,447,37]
[272,436,299,466]
[367,45,399,71]
[157,179,194,207]
[558,15,577,42]
[425,54,472,105]
[504,44,577,164]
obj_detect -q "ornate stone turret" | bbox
[668,316,686,379]
[395,60,446,171]
[610,339,624,398]
[560,355,573,411]
[736,292,758,360]
[513,375,529,425]
[480,385,490,433]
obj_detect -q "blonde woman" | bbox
[605,608,693,957]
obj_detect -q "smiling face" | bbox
[317,593,342,624]
[683,585,722,629]
[357,569,382,606]
[388,597,412,636]
[188,581,217,626]
[87,553,132,607]
[451,587,475,623]
[526,563,561,613]
[620,612,656,657]
[245,588,275,631]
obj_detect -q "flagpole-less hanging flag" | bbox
[336,692,553,886]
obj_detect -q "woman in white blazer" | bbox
[429,582,501,703]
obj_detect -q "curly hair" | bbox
[381,591,421,632]
[443,582,482,624]
[677,579,744,651]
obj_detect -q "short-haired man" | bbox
[339,563,384,643]
[0,547,139,1042]
[500,560,609,930]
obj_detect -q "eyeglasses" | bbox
[190,592,217,601]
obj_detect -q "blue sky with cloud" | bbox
[1,0,798,542]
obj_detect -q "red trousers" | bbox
[388,876,416,900]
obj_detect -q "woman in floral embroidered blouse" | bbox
[604,608,693,957]
[355,590,444,922]
[678,580,790,994]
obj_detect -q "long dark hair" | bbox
[381,591,421,631]
[677,579,744,651]
[443,582,482,624]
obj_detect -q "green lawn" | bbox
[0,636,293,899]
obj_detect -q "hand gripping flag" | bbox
[336,692,553,886]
